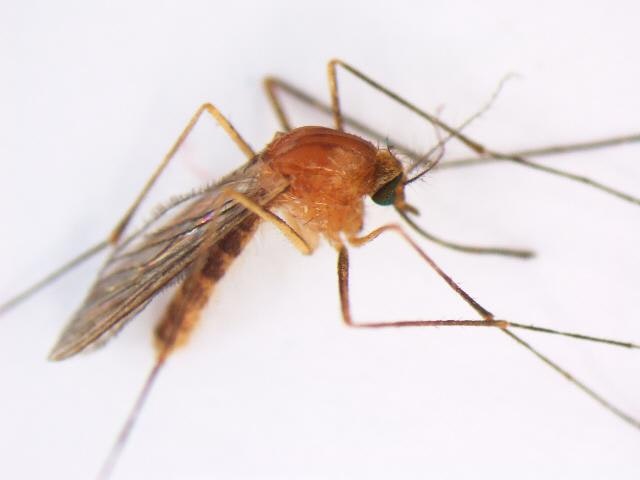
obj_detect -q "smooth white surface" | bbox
[1,1,639,479]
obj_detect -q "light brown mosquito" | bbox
[1,59,640,479]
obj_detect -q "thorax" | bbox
[261,126,383,245]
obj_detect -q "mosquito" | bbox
[1,59,639,479]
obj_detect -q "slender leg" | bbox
[262,76,422,158]
[440,132,640,170]
[344,224,639,348]
[221,189,312,255]
[110,103,256,243]
[395,208,534,258]
[263,77,294,132]
[261,74,640,175]
[338,244,502,329]
[0,240,109,315]
[328,59,640,206]
[345,224,496,321]
[327,61,344,131]
[338,226,640,429]
[0,103,255,315]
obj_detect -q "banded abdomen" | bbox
[154,214,260,358]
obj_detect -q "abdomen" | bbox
[154,214,260,357]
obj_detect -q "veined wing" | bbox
[49,159,288,360]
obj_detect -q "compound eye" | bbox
[371,174,403,206]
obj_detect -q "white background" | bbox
[1,1,639,479]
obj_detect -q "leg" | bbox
[0,103,255,315]
[344,224,496,322]
[327,60,344,131]
[328,59,640,206]
[263,72,640,177]
[395,208,534,259]
[338,243,503,329]
[397,99,535,260]
[262,75,423,158]
[263,77,294,132]
[346,223,640,348]
[440,132,640,170]
[0,240,109,315]
[338,225,640,429]
[222,189,312,255]
[110,102,256,243]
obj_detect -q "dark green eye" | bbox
[372,174,402,206]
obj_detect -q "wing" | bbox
[49,158,288,360]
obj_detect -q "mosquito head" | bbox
[371,149,408,209]
[371,173,402,206]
